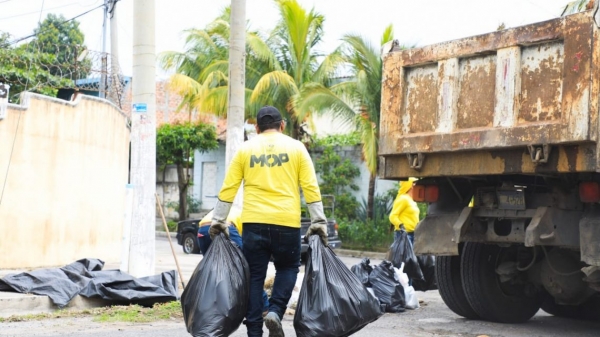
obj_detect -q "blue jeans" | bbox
[198,225,269,313]
[243,223,301,337]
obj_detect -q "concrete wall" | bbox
[0,93,130,269]
[156,164,193,219]
[193,143,226,211]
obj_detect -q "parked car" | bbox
[176,195,342,258]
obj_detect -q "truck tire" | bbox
[461,242,541,323]
[436,255,480,319]
[183,232,200,254]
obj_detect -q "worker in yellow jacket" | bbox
[389,178,420,245]
[209,106,327,337]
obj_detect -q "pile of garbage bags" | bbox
[350,230,437,313]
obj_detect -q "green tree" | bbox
[0,33,72,102]
[251,0,342,139]
[298,25,398,218]
[156,121,219,221]
[159,7,273,120]
[313,146,360,219]
[28,13,87,79]
[562,0,593,15]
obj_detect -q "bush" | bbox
[167,220,178,232]
[338,217,393,252]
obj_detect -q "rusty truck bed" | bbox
[379,9,600,179]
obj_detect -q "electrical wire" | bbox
[0,3,82,20]
[7,3,104,46]
[517,247,538,272]
[0,0,46,207]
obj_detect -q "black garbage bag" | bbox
[369,261,405,313]
[387,230,424,281]
[350,257,373,287]
[294,236,382,337]
[412,255,438,291]
[181,233,250,337]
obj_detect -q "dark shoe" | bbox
[264,312,284,337]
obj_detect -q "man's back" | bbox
[218,132,321,228]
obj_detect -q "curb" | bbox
[334,249,387,260]
[0,293,112,318]
[156,231,177,239]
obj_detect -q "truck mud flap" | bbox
[525,207,581,249]
[580,208,600,266]
[414,212,462,256]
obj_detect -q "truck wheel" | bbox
[436,255,480,319]
[461,242,541,323]
[183,233,200,254]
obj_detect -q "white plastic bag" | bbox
[394,264,410,289]
[403,285,420,309]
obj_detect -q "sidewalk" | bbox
[0,232,386,318]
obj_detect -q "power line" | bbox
[0,2,83,21]
[7,3,105,46]
[0,0,46,207]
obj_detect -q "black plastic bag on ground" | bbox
[350,257,373,287]
[412,255,438,291]
[294,236,382,337]
[181,233,250,337]
[369,261,406,313]
[387,230,424,281]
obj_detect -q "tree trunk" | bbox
[177,163,188,221]
[226,0,246,208]
[367,172,376,220]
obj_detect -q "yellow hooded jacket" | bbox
[389,179,420,232]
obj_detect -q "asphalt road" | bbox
[2,237,600,337]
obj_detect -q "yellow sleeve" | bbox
[389,194,408,230]
[218,148,244,203]
[226,208,243,235]
[298,145,321,204]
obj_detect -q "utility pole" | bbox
[129,0,156,278]
[227,0,246,208]
[109,0,120,105]
[100,0,108,99]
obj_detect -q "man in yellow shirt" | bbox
[209,106,327,337]
[197,207,243,254]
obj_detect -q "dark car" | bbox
[176,196,342,257]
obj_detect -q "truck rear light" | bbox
[334,223,339,236]
[412,185,438,202]
[413,185,425,202]
[579,182,600,203]
[424,185,439,202]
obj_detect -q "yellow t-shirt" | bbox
[389,194,420,233]
[218,132,322,228]
[199,208,243,235]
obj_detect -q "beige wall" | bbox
[0,93,130,269]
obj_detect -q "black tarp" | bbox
[0,258,178,308]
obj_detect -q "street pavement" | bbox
[2,236,600,337]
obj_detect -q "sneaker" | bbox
[264,312,284,337]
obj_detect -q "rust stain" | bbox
[457,56,496,129]
[404,65,439,133]
[519,42,564,123]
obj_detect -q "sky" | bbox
[0,0,576,77]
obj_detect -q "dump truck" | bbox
[379,4,600,323]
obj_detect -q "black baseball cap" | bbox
[256,106,282,125]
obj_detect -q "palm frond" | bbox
[250,70,299,105]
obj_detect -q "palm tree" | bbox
[159,7,274,119]
[250,0,343,138]
[296,25,397,218]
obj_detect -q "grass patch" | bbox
[0,301,183,323]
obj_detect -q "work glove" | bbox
[306,201,328,245]
[209,200,232,240]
